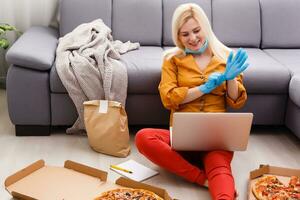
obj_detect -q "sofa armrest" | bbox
[289,75,300,107]
[6,26,59,71]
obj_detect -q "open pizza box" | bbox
[4,160,172,200]
[248,164,300,200]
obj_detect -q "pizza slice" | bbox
[268,191,290,200]
[252,175,287,200]
[287,176,300,199]
[289,176,300,192]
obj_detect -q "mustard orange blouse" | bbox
[158,54,247,126]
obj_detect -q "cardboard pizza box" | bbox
[248,164,300,200]
[4,160,172,200]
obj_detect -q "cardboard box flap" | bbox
[11,191,37,200]
[267,165,300,177]
[64,160,107,181]
[250,165,300,179]
[5,160,45,187]
[116,177,172,200]
[249,165,270,179]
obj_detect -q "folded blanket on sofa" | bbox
[56,19,139,134]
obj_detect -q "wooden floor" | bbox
[0,89,299,200]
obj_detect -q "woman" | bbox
[135,3,249,200]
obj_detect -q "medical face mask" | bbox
[184,38,209,55]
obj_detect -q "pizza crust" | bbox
[94,188,164,200]
[252,176,266,200]
[252,185,265,200]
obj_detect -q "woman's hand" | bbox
[224,48,249,80]
[198,72,224,94]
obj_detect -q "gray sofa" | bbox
[5,0,300,139]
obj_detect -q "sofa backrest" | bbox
[260,0,300,48]
[59,0,300,48]
[112,0,162,46]
[60,0,112,37]
[162,0,212,46]
[212,0,261,48]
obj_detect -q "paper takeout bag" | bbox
[83,100,130,157]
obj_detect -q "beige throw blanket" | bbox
[56,19,139,134]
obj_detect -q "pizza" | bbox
[252,175,300,200]
[94,188,164,200]
[290,176,300,191]
[289,176,300,199]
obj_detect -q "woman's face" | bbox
[178,17,206,51]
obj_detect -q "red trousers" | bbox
[135,128,235,200]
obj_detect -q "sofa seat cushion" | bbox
[50,47,290,95]
[289,75,300,107]
[242,48,290,94]
[163,47,290,94]
[50,46,164,94]
[264,49,300,75]
[121,46,164,94]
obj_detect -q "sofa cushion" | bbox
[112,0,162,46]
[162,0,212,46]
[50,47,164,94]
[260,0,300,48]
[163,47,290,94]
[212,0,261,47]
[264,49,300,75]
[121,47,164,94]
[240,48,290,94]
[289,75,300,107]
[51,47,291,94]
[60,0,112,36]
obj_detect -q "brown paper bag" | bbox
[83,100,130,157]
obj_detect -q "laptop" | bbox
[170,112,253,151]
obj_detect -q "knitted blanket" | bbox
[56,19,139,134]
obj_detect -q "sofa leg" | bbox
[15,125,51,136]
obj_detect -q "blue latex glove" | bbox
[198,72,224,94]
[224,48,249,80]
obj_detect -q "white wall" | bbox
[0,0,59,85]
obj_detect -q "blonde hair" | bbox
[164,3,232,61]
